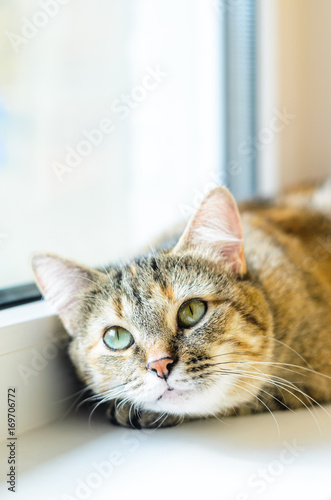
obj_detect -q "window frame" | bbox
[0,283,41,311]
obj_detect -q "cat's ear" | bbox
[31,253,105,335]
[174,187,247,276]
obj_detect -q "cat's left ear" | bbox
[31,253,106,335]
[174,187,247,276]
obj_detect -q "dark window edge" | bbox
[0,283,42,311]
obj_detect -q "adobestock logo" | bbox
[299,234,331,273]
[52,119,115,182]
[178,163,242,219]
[61,429,154,500]
[17,333,68,386]
[61,452,124,500]
[52,65,168,182]
[238,107,296,160]
[5,0,71,54]
[212,0,243,16]
[236,440,306,500]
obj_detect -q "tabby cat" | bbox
[32,183,331,428]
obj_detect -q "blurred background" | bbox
[0,0,330,296]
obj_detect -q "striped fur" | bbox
[32,182,331,428]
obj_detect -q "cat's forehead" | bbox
[105,252,229,315]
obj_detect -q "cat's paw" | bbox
[107,401,183,429]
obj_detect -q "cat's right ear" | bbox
[174,187,247,276]
[31,253,105,335]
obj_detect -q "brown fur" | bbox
[32,182,331,428]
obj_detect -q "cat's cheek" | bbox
[68,339,95,384]
[79,341,117,394]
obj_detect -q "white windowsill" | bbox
[1,406,331,500]
[0,300,56,329]
[0,301,71,438]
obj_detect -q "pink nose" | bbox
[147,357,174,380]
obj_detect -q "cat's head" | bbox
[32,187,273,418]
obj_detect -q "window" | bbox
[0,0,270,308]
[0,0,225,302]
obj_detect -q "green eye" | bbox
[177,299,207,328]
[103,327,134,351]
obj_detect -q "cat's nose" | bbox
[147,357,174,380]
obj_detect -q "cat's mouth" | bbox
[157,386,173,400]
[156,385,187,401]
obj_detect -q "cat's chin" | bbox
[140,386,194,415]
[141,386,220,417]
[139,377,250,417]
[156,387,188,402]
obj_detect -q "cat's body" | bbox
[32,182,331,428]
[234,190,331,412]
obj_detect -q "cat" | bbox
[32,183,331,428]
